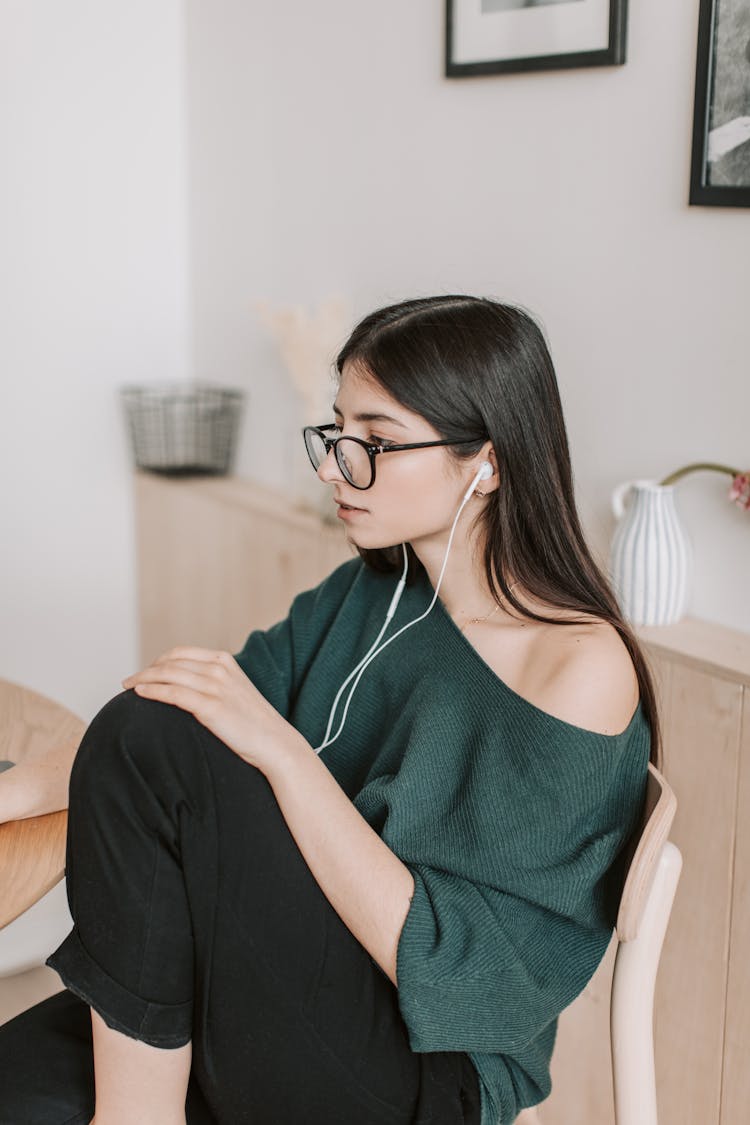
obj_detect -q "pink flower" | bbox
[660,462,749,514]
[729,471,750,511]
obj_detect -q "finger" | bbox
[123,657,231,687]
[155,647,232,666]
[123,665,220,694]
[151,657,225,677]
[129,680,208,714]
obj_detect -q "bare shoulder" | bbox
[525,617,641,737]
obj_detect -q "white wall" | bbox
[0,1,190,719]
[184,0,749,632]
[1,0,746,729]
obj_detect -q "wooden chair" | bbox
[0,679,84,974]
[609,763,681,1125]
[517,762,682,1125]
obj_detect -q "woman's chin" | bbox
[341,525,395,551]
[343,527,372,547]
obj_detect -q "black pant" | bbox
[0,691,481,1124]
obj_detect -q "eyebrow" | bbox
[332,402,407,429]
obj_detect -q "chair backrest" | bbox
[0,679,84,930]
[610,762,682,1125]
[616,762,678,943]
[517,764,681,1125]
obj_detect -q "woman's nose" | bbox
[317,447,343,484]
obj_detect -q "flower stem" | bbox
[659,462,741,487]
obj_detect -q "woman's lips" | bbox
[336,501,367,519]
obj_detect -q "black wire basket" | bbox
[120,383,245,476]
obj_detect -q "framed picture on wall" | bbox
[445,0,628,77]
[689,0,750,207]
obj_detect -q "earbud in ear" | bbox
[464,460,495,502]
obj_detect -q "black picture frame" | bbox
[445,0,628,77]
[689,0,750,207]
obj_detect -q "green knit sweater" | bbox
[233,557,650,1124]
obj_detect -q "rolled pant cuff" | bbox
[46,928,193,1049]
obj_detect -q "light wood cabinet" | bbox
[540,624,750,1125]
[134,471,353,663]
[134,472,750,1125]
[638,622,749,1125]
[722,687,750,1123]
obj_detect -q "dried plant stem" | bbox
[659,462,741,487]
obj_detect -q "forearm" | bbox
[0,739,78,823]
[264,733,415,988]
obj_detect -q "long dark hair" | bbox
[335,295,661,768]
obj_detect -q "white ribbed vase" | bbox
[608,479,692,626]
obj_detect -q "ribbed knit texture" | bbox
[234,557,650,1125]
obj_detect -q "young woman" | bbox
[0,295,658,1125]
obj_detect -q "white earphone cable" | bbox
[313,466,487,754]
[315,542,409,749]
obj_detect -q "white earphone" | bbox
[313,458,495,754]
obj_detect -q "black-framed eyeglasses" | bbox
[302,423,481,491]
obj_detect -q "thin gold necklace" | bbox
[460,583,518,632]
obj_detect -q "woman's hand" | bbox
[0,738,80,823]
[121,647,306,775]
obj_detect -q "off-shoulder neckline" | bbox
[411,569,644,742]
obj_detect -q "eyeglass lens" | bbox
[305,430,372,488]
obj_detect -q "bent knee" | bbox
[84,688,192,737]
[71,690,207,791]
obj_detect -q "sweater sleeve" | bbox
[391,725,649,1054]
[395,867,614,1053]
[232,557,361,719]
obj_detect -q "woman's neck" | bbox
[410,526,520,627]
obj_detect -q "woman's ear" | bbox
[479,445,500,494]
